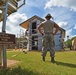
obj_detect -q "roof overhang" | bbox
[20,15,66,37]
[20,15,45,30]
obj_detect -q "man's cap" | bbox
[45,13,52,18]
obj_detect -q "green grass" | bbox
[0,51,76,75]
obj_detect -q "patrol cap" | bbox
[45,13,52,18]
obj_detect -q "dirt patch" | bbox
[7,59,20,67]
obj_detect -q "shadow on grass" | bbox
[0,66,40,75]
[55,61,76,68]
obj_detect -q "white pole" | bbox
[0,46,2,66]
[2,0,9,68]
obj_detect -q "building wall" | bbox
[27,18,65,51]
[38,36,42,50]
[72,37,76,50]
[54,30,62,50]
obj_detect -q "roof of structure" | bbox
[0,0,20,21]
[20,15,45,29]
[20,15,65,33]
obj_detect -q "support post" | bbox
[0,46,2,67]
[2,0,9,68]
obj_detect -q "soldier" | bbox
[38,14,59,62]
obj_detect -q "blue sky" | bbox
[0,0,76,41]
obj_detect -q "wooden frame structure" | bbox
[0,0,25,21]
[0,0,25,68]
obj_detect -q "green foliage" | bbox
[0,66,39,75]
[0,51,76,75]
[67,39,72,47]
[65,36,76,48]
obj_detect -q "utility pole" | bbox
[2,0,9,68]
[67,35,69,48]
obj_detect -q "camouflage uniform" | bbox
[41,20,55,58]
[42,33,55,57]
[38,13,59,62]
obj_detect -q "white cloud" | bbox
[58,22,76,41]
[0,12,27,36]
[73,24,76,29]
[58,22,68,28]
[65,29,73,41]
[66,29,72,37]
[6,12,27,35]
[7,12,27,25]
[45,0,76,11]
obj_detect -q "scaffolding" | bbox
[0,0,25,68]
[0,0,25,22]
[19,29,27,51]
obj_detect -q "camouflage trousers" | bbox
[42,34,55,57]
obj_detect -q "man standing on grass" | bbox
[38,13,59,62]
